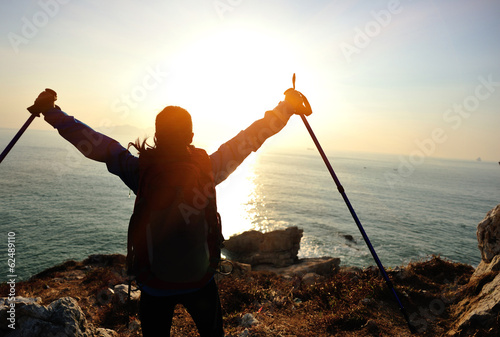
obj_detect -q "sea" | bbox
[1,128,499,283]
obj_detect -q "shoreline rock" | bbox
[477,204,500,263]
[0,296,118,337]
[448,203,500,336]
[222,226,340,281]
[223,226,303,267]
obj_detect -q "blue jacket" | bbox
[43,102,294,295]
[43,101,293,194]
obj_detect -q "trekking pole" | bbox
[0,89,57,164]
[291,74,416,333]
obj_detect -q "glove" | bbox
[27,89,58,116]
[283,88,312,116]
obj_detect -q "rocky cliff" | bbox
[1,205,499,336]
[447,204,500,336]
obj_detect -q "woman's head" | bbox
[155,106,193,148]
[128,106,193,156]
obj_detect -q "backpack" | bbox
[126,146,223,289]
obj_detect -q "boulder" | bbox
[0,296,101,337]
[0,297,43,332]
[477,204,500,263]
[223,227,303,267]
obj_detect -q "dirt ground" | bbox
[2,254,496,336]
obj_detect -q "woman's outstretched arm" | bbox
[43,107,140,194]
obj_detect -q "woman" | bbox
[30,87,309,336]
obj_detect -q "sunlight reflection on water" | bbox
[216,152,297,240]
[216,152,260,239]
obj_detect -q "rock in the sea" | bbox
[223,227,303,267]
[0,296,105,337]
[477,204,500,263]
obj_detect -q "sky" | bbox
[1,0,499,161]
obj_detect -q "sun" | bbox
[149,26,300,150]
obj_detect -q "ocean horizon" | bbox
[1,128,499,283]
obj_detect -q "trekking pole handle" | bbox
[0,89,57,165]
[27,88,57,116]
[286,73,312,116]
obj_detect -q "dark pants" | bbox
[139,278,224,337]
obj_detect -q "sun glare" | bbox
[153,27,300,151]
[132,27,301,238]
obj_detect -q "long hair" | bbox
[128,106,193,157]
[127,137,156,156]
